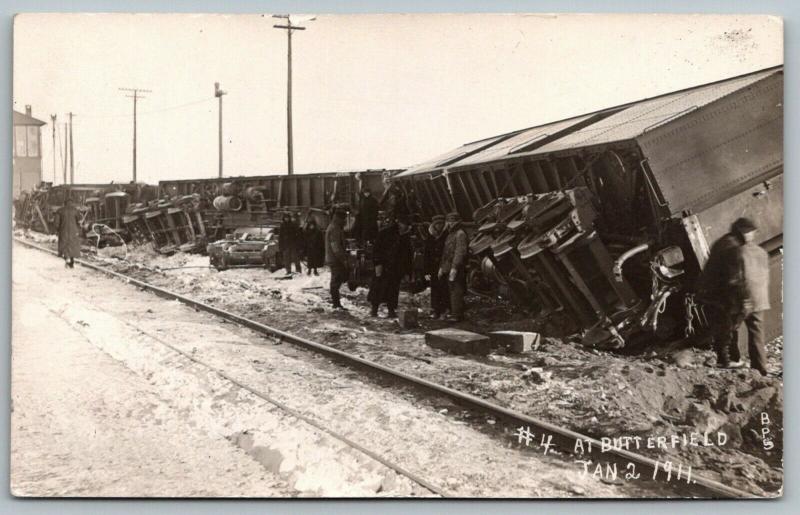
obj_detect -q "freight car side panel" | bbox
[636,71,783,218]
[160,171,388,208]
[694,174,784,340]
[765,252,784,341]
[694,172,783,251]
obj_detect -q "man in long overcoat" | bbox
[57,199,82,268]
[368,216,413,318]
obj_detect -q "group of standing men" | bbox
[278,212,325,276]
[324,186,469,321]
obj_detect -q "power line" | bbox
[78,96,215,119]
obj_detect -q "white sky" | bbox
[13,13,782,185]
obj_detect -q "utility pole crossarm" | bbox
[272,14,312,175]
[119,87,152,183]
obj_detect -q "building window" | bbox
[14,126,27,157]
[13,125,40,158]
[27,126,40,157]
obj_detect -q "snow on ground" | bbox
[102,240,784,496]
[11,265,291,497]
[14,235,784,496]
[12,243,654,498]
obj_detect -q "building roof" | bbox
[396,65,783,178]
[13,110,47,126]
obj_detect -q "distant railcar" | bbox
[15,182,159,245]
[158,169,399,241]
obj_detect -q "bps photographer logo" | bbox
[761,412,774,451]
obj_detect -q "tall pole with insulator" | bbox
[273,14,312,175]
[119,87,151,183]
[50,114,56,184]
[68,112,74,184]
[215,82,227,178]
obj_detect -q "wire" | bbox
[78,96,216,120]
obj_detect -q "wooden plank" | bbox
[526,161,549,193]
[474,169,493,202]
[543,160,563,190]
[34,204,50,234]
[456,173,477,215]
[464,170,486,207]
[554,251,605,316]
[512,162,534,194]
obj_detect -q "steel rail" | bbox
[16,238,758,499]
[112,317,447,497]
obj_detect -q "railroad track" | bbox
[15,237,756,499]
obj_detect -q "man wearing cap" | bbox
[325,209,349,310]
[732,217,771,375]
[439,212,469,322]
[424,214,449,319]
[368,216,413,318]
[697,217,770,375]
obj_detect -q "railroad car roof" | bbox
[395,65,782,178]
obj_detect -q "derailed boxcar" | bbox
[391,66,783,346]
[158,169,394,240]
[160,170,401,272]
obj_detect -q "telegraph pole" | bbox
[119,87,151,183]
[50,114,56,184]
[63,122,68,185]
[68,112,74,184]
[273,14,310,175]
[215,82,227,178]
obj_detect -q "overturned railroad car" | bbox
[158,169,398,240]
[15,182,159,243]
[391,66,783,345]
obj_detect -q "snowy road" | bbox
[11,243,649,497]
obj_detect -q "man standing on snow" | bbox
[424,214,449,319]
[368,216,413,318]
[325,209,349,310]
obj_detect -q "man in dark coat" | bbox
[325,209,348,309]
[424,214,449,319]
[439,212,469,322]
[56,199,82,268]
[368,216,413,318]
[697,217,770,374]
[279,212,302,275]
[379,181,410,222]
[354,187,379,243]
[732,218,771,375]
[303,219,325,276]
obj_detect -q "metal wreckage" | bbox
[390,66,783,347]
[15,66,783,349]
[16,169,393,271]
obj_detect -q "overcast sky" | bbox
[13,13,782,185]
